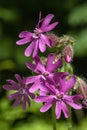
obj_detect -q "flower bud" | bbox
[59,35,75,46]
[76,78,87,108]
[76,78,87,99]
[46,33,58,47]
[63,45,74,63]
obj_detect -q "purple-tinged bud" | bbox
[63,45,74,63]
[76,78,87,99]
[65,55,71,63]
[46,33,58,47]
[76,78,87,108]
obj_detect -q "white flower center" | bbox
[19,88,26,94]
[32,28,42,39]
[41,71,49,80]
[56,93,64,101]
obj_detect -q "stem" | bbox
[52,103,56,130]
[67,106,72,130]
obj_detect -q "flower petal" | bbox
[6,79,17,85]
[15,74,22,83]
[28,92,35,99]
[40,34,52,47]
[55,75,74,92]
[53,72,68,85]
[63,76,76,93]
[8,92,19,100]
[13,94,22,107]
[34,56,45,73]
[3,85,19,90]
[36,11,43,28]
[55,101,61,119]
[22,96,26,110]
[41,14,54,29]
[46,53,62,72]
[61,101,69,118]
[33,40,39,57]
[24,41,34,57]
[22,94,30,109]
[35,95,54,103]
[16,31,32,45]
[65,99,82,109]
[64,94,83,101]
[18,31,32,38]
[25,75,41,84]
[40,102,53,112]
[25,61,38,73]
[29,79,45,92]
[39,38,46,52]
[45,82,57,95]
[39,90,47,96]
[42,22,58,32]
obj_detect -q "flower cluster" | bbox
[3,12,85,119]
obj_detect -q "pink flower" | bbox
[3,74,35,109]
[35,76,83,119]
[25,53,63,93]
[16,12,58,57]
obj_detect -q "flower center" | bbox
[56,93,63,100]
[19,88,27,94]
[41,71,49,80]
[32,28,42,39]
[43,71,49,76]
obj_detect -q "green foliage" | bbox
[0,38,13,59]
[0,7,19,22]
[74,29,87,57]
[68,4,87,26]
[68,3,87,57]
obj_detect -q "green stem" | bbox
[52,103,56,130]
[67,106,72,130]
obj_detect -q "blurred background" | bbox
[0,0,87,130]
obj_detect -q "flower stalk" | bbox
[67,106,72,130]
[52,103,56,130]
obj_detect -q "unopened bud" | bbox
[76,78,87,108]
[59,35,75,46]
[76,78,87,99]
[46,33,58,47]
[63,45,74,63]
